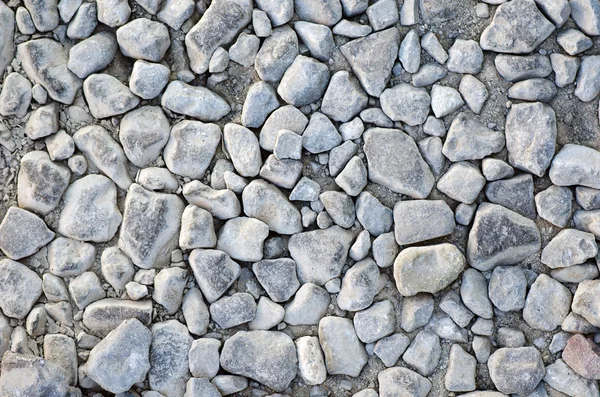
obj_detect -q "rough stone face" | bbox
[277,55,330,106]
[340,28,400,96]
[68,32,118,79]
[380,83,431,126]
[253,259,300,302]
[443,113,505,161]
[185,0,252,74]
[119,184,184,269]
[224,123,262,177]
[82,299,153,335]
[363,128,435,198]
[480,0,555,54]
[48,237,95,277]
[549,144,600,189]
[220,331,297,391]
[321,70,368,122]
[0,352,71,397]
[119,106,170,168]
[541,229,597,268]
[86,319,152,394]
[296,335,327,385]
[161,81,231,121]
[485,174,536,219]
[179,205,217,250]
[505,102,557,177]
[288,226,354,285]
[0,207,55,260]
[319,316,368,377]
[254,26,299,84]
[17,151,70,215]
[337,258,380,311]
[403,330,441,376]
[393,200,455,245]
[210,292,257,329]
[116,18,170,62]
[217,217,269,262]
[545,359,600,397]
[295,0,342,26]
[523,274,572,331]
[571,0,600,36]
[83,73,140,118]
[487,347,545,395]
[495,54,553,82]
[378,367,432,397]
[183,181,241,220]
[0,259,42,319]
[149,320,193,397]
[467,203,541,271]
[488,266,527,312]
[188,249,240,303]
[562,334,600,380]
[572,279,600,327]
[0,3,14,78]
[58,175,122,243]
[394,243,465,296]
[18,38,82,104]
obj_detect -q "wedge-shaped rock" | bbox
[485,174,536,219]
[82,298,153,335]
[0,207,54,260]
[161,81,230,121]
[185,0,252,74]
[221,331,297,391]
[505,102,556,177]
[18,38,81,104]
[188,249,240,303]
[0,352,70,397]
[541,229,598,269]
[319,316,368,377]
[0,259,42,319]
[68,31,118,79]
[119,184,184,269]
[86,319,152,394]
[119,106,170,168]
[242,179,302,234]
[549,144,600,189]
[393,200,455,245]
[545,359,600,397]
[394,243,465,296]
[183,180,241,220]
[58,175,122,243]
[17,151,70,215]
[289,226,354,285]
[83,74,140,118]
[480,0,555,54]
[363,128,434,198]
[278,55,330,106]
[164,120,221,179]
[149,320,193,397]
[340,28,400,97]
[73,125,133,190]
[467,203,541,271]
[442,113,505,161]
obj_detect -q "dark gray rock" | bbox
[253,258,300,302]
[485,174,536,219]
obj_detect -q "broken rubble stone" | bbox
[319,316,368,377]
[487,347,545,395]
[0,352,71,396]
[188,249,241,303]
[0,206,55,260]
[82,298,153,335]
[0,259,42,319]
[161,81,231,121]
[523,273,572,331]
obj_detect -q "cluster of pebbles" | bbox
[2,0,600,396]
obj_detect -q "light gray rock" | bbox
[329,141,358,176]
[341,28,400,96]
[380,83,431,126]
[319,316,367,376]
[24,0,58,31]
[400,293,434,333]
[241,81,279,128]
[335,156,367,196]
[277,55,330,106]
[467,203,541,271]
[274,129,302,160]
[248,296,284,330]
[295,336,326,385]
[97,0,130,27]
[184,0,252,74]
[253,9,272,37]
[337,258,380,311]
[229,33,260,66]
[253,259,300,303]
[16,7,34,35]
[179,205,216,250]
[221,331,297,391]
[399,29,420,73]
[0,259,42,319]
[356,192,393,237]
[495,54,553,82]
[136,168,178,193]
[0,352,71,396]
[82,299,153,335]
[403,330,441,376]
[549,144,600,189]
[373,333,410,367]
[459,75,488,114]
[129,60,170,100]
[119,184,184,269]
[443,114,504,162]
[321,71,368,123]
[541,229,597,268]
[523,273,572,331]
[45,130,74,161]
[353,300,395,343]
[437,162,486,204]
[86,319,151,394]
[571,0,600,36]
[332,19,372,37]
[255,26,299,83]
[83,74,139,119]
[217,217,269,262]
[153,267,187,314]
[294,21,335,62]
[487,347,545,395]
[157,0,194,29]
[488,266,527,312]
[446,39,483,74]
[101,247,134,291]
[421,32,448,63]
[394,243,465,296]
[181,288,209,336]
[557,29,592,55]
[363,128,434,198]
[393,200,455,245]
[185,378,221,397]
[0,3,13,78]
[379,367,431,397]
[544,359,600,397]
[508,78,557,102]
[431,84,464,117]
[58,175,122,242]
[460,268,493,319]
[189,338,220,378]
[535,185,572,227]
[551,263,600,283]
[161,81,230,121]
[188,249,240,303]
[183,181,241,220]
[295,0,342,26]
[284,283,330,325]
[480,0,554,53]
[551,53,580,87]
[149,320,193,397]
[366,0,398,30]
[572,279,600,327]
[242,179,302,234]
[289,226,353,285]
[223,123,262,177]
[0,73,31,117]
[445,344,476,392]
[573,209,600,238]
[68,32,118,79]
[0,207,54,260]
[67,2,97,39]
[119,106,169,168]
[210,292,257,329]
[576,56,600,101]
[320,191,355,228]
[481,158,514,181]
[48,238,95,277]
[260,104,308,151]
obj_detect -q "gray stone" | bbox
[16,7,34,35]
[86,319,151,394]
[0,352,71,397]
[363,128,434,198]
[401,293,434,332]
[25,104,59,141]
[535,185,572,227]
[571,0,600,36]
[277,55,330,106]
[0,259,42,319]
[366,0,398,30]
[136,168,178,193]
[393,200,455,245]
[153,267,187,314]
[164,120,221,179]
[421,32,448,63]
[284,283,330,325]
[0,3,13,78]
[83,74,139,119]
[459,75,488,114]
[260,104,308,151]
[188,249,240,303]
[295,336,327,385]
[447,39,483,74]
[295,0,342,26]
[221,331,297,391]
[335,156,367,196]
[179,205,216,250]
[455,203,477,226]
[551,53,580,87]
[242,179,302,234]
[544,359,600,397]
[337,258,380,311]
[394,243,465,296]
[274,129,302,160]
[68,32,118,79]
[66,2,97,39]
[418,137,443,173]
[217,217,269,262]
[445,344,476,392]
[210,293,257,329]
[119,184,184,269]
[255,26,299,83]
[332,19,372,37]
[157,0,194,30]
[485,174,536,219]
[189,338,220,378]
[68,271,105,309]
[294,21,335,62]
[184,0,252,74]
[290,177,320,202]
[399,29,420,73]
[256,0,293,25]
[355,192,393,237]
[229,33,260,66]
[321,71,368,122]
[354,300,395,343]
[319,316,367,377]
[329,141,358,176]
[161,81,230,121]
[23,0,58,31]
[45,130,74,161]
[439,291,474,327]
[541,229,597,268]
[241,81,279,128]
[319,191,355,228]
[460,268,493,319]
[508,78,557,102]
[181,288,209,336]
[437,162,486,204]
[97,0,130,27]
[535,0,570,27]
[431,84,464,118]
[224,123,262,177]
[557,29,592,55]
[43,334,77,385]
[248,296,284,330]
[253,9,272,37]
[42,274,68,303]
[403,330,441,376]
[360,107,395,127]
[82,299,152,335]
[575,56,600,101]
[412,62,448,87]
[497,327,525,348]
[119,106,170,168]
[481,158,514,181]
[572,279,600,327]
[480,0,554,53]
[549,144,600,188]
[341,28,400,96]
[551,263,600,283]
[380,83,431,126]
[488,266,527,312]
[373,333,410,367]
[523,273,572,331]
[253,259,300,303]
[379,367,431,397]
[211,375,248,395]
[0,73,31,117]
[0,207,54,260]
[487,347,545,395]
[101,247,134,291]
[495,54,552,82]
[576,186,600,210]
[129,60,170,100]
[149,320,193,397]
[58,175,122,242]
[185,378,221,397]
